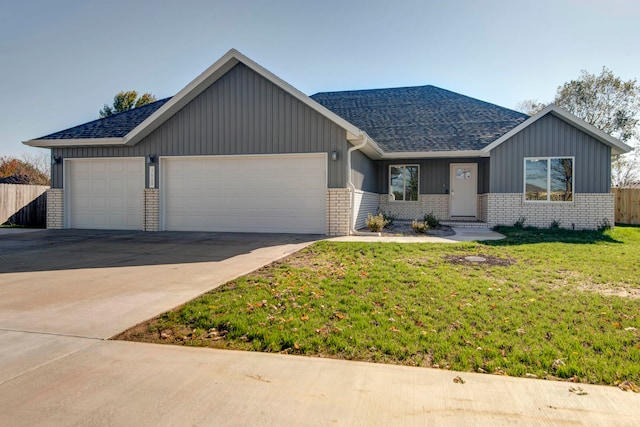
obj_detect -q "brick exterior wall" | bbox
[327,188,351,236]
[487,193,614,230]
[144,189,160,232]
[478,194,488,223]
[46,188,64,229]
[379,194,450,221]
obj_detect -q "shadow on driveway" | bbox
[0,229,322,273]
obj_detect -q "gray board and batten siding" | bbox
[51,63,350,189]
[351,149,378,193]
[489,114,611,194]
[374,158,490,195]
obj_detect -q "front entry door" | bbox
[450,163,478,217]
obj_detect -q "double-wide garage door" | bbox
[66,158,145,230]
[162,155,326,233]
[65,155,327,233]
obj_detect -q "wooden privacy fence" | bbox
[0,184,48,227]
[613,188,640,225]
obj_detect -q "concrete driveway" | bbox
[0,230,317,383]
[1,230,638,426]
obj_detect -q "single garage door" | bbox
[162,154,326,233]
[66,158,145,230]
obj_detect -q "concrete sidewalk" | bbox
[1,339,637,426]
[329,227,505,243]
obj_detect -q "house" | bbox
[24,49,631,235]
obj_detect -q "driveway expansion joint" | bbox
[0,333,97,387]
[0,327,105,341]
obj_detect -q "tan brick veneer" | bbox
[487,193,614,230]
[46,189,64,229]
[144,189,160,231]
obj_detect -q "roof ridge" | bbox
[312,85,528,119]
[311,84,436,96]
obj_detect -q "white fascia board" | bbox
[124,49,366,146]
[381,150,484,159]
[481,104,632,155]
[24,49,368,149]
[22,137,124,148]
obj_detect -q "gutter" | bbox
[347,134,379,236]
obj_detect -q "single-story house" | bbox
[24,49,631,235]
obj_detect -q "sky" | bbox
[1,0,639,158]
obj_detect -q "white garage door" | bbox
[66,158,145,230]
[162,155,326,233]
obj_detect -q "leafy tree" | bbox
[517,67,640,186]
[555,67,639,143]
[0,155,50,185]
[99,90,157,118]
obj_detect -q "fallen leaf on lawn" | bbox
[453,376,465,384]
[618,380,640,393]
[569,386,588,396]
[624,327,637,331]
[300,314,309,321]
[552,358,565,370]
[389,326,400,332]
[525,373,538,378]
[294,342,300,350]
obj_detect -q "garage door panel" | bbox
[163,156,326,233]
[67,159,144,230]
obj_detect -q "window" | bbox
[389,165,419,201]
[524,157,573,202]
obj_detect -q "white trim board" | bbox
[24,49,372,149]
[481,104,631,156]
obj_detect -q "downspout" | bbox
[347,135,371,235]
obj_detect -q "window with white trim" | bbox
[524,157,574,202]
[389,165,419,201]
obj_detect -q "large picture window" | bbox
[524,157,573,202]
[389,165,419,201]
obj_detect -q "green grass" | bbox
[121,226,640,386]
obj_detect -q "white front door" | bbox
[450,163,477,217]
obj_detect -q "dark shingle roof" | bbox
[311,85,528,152]
[36,98,171,140]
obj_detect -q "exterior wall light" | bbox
[331,150,338,161]
[146,154,156,164]
[52,156,62,165]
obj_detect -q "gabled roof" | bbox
[481,104,632,155]
[24,49,630,158]
[24,49,370,148]
[311,85,529,153]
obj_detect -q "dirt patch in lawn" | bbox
[578,283,640,299]
[444,254,515,267]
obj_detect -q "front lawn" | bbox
[118,226,640,387]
